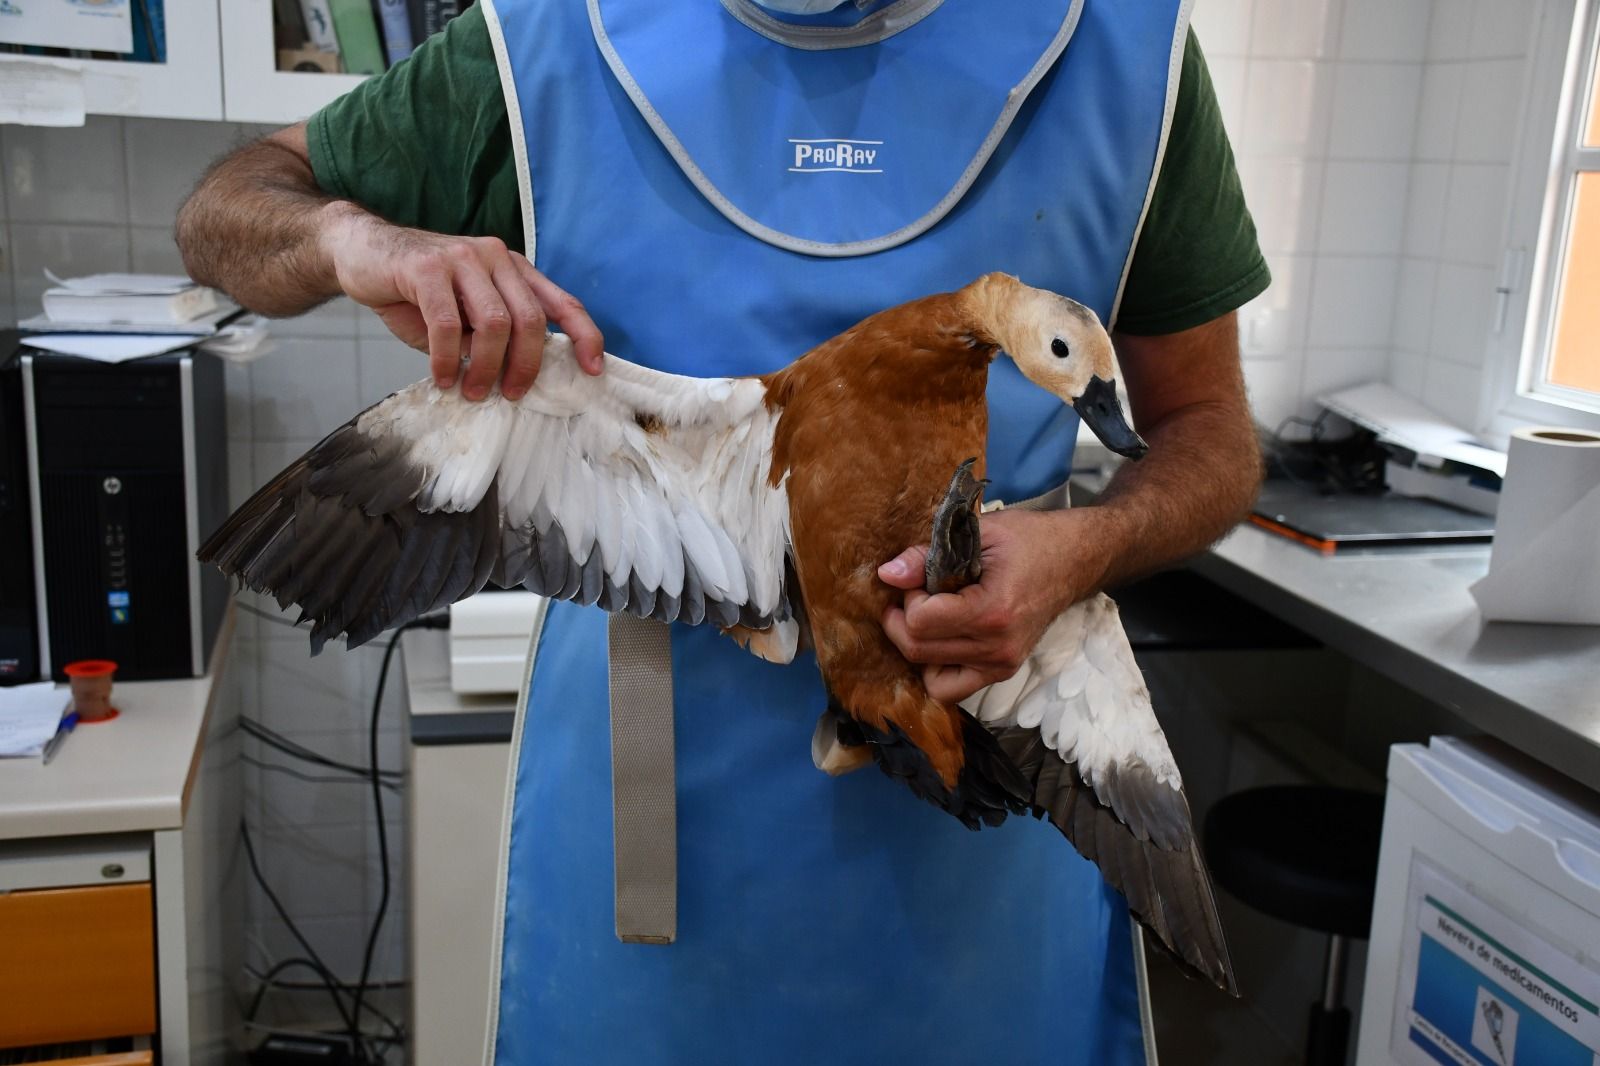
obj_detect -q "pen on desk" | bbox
[42,712,79,766]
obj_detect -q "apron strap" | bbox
[604,478,1071,945]
[607,612,678,944]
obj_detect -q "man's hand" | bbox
[176,123,603,403]
[878,508,1115,703]
[321,205,604,400]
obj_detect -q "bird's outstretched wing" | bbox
[200,334,792,651]
[961,594,1236,994]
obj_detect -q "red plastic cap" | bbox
[63,659,118,678]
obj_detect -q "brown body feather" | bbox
[763,292,993,791]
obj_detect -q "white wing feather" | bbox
[254,332,796,638]
[962,593,1183,842]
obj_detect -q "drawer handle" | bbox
[101,863,125,879]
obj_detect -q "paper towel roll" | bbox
[1471,427,1600,625]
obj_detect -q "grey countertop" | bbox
[1184,517,1600,790]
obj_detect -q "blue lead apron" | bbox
[480,0,1189,1060]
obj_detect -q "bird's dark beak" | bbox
[1073,375,1149,460]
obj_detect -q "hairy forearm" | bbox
[175,129,355,317]
[1071,315,1263,593]
[1089,399,1262,587]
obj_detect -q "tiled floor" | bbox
[1147,943,1300,1066]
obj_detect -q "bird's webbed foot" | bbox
[924,457,987,595]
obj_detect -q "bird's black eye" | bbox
[1051,338,1070,359]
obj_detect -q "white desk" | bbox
[0,608,240,1064]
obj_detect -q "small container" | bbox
[63,660,119,722]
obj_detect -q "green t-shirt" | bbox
[309,6,1268,335]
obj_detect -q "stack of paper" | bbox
[0,682,67,759]
[21,271,240,336]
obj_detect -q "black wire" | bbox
[239,717,404,782]
[351,615,443,1057]
[247,964,408,992]
[241,753,401,793]
[239,821,357,1034]
[244,958,407,1045]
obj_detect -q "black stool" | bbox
[1203,785,1384,1066]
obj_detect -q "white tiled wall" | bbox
[1388,0,1539,430]
[1196,0,1539,434]
[0,117,422,1031]
[1195,0,1433,431]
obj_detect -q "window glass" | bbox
[1588,37,1600,147]
[1550,173,1600,394]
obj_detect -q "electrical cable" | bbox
[239,821,357,1034]
[239,717,404,782]
[244,958,406,1045]
[241,753,401,793]
[350,614,446,1059]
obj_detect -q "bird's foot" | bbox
[811,706,872,776]
[924,457,986,595]
[722,618,799,665]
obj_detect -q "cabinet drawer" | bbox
[0,884,156,1048]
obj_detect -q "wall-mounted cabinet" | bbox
[219,0,368,125]
[0,0,225,121]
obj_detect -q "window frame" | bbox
[1485,0,1600,440]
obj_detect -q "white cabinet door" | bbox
[219,0,367,125]
[0,0,224,121]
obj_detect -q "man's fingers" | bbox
[414,271,464,389]
[453,261,513,400]
[374,303,429,352]
[877,546,929,590]
[515,256,605,375]
[882,606,988,665]
[923,663,994,704]
[490,257,547,400]
[901,583,992,641]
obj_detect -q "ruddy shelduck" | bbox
[202,273,1235,992]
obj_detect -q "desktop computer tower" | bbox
[1,338,229,682]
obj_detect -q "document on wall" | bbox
[0,58,87,127]
[0,0,134,54]
[1394,858,1600,1066]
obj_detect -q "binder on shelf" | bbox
[376,0,414,64]
[298,0,340,56]
[408,0,459,44]
[330,0,385,75]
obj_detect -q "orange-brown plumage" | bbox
[762,291,994,789]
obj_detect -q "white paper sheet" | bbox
[1319,382,1508,478]
[44,271,196,296]
[0,682,68,759]
[19,304,238,335]
[0,0,133,54]
[23,333,196,362]
[199,315,275,362]
[0,59,87,127]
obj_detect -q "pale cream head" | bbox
[959,273,1149,459]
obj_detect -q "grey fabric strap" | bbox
[607,612,678,944]
[604,477,1070,946]
[1009,482,1070,512]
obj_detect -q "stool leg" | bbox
[1306,935,1351,1066]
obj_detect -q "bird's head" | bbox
[960,273,1148,460]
